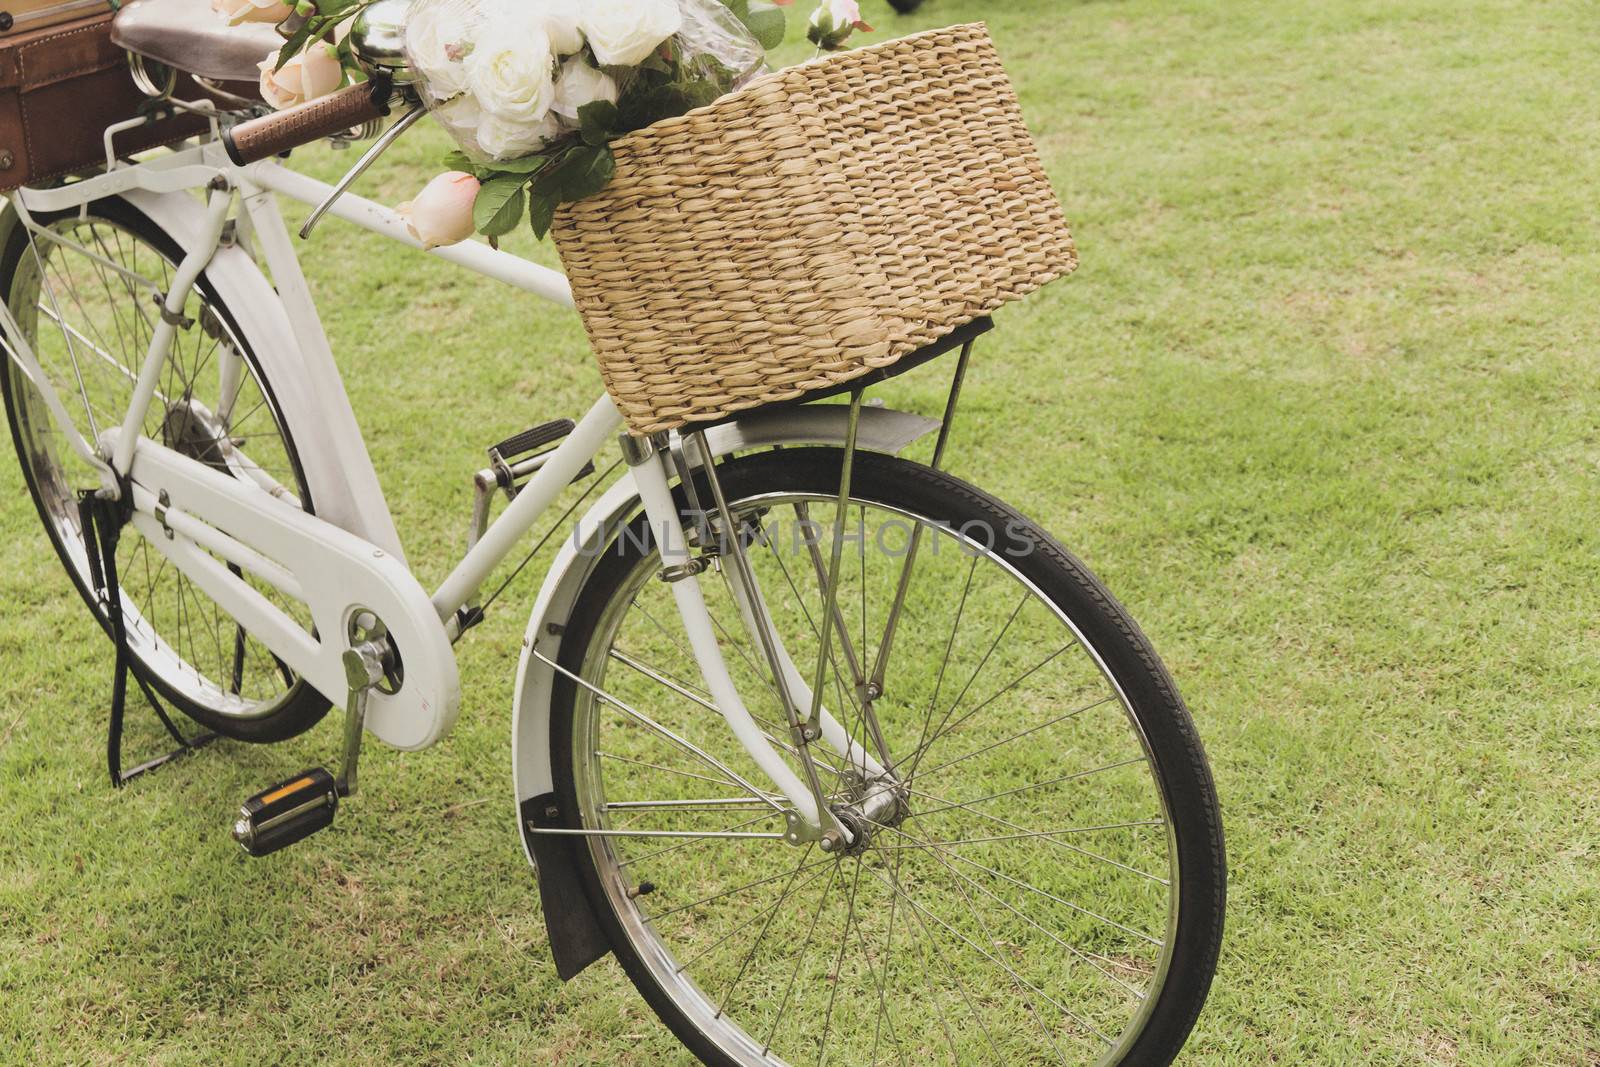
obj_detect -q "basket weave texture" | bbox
[551,22,1076,434]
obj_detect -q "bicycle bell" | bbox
[348,0,417,84]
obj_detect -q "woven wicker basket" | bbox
[551,22,1076,434]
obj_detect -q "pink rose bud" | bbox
[396,171,481,249]
[212,0,293,25]
[808,0,872,51]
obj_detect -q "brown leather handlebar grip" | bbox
[224,80,392,166]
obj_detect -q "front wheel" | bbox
[551,448,1225,1065]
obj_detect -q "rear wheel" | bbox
[551,448,1225,1065]
[0,197,329,742]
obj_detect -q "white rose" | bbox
[579,0,681,68]
[437,93,482,132]
[552,56,618,122]
[396,171,480,249]
[406,1,474,102]
[212,0,291,25]
[258,44,343,110]
[465,16,556,123]
[476,111,567,161]
[515,0,585,56]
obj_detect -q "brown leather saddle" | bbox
[110,0,280,85]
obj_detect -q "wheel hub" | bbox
[825,772,908,854]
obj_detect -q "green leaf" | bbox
[544,144,616,204]
[480,153,551,176]
[636,50,673,76]
[473,175,528,236]
[313,0,370,16]
[743,3,787,50]
[577,100,621,147]
[272,1,374,69]
[273,17,323,69]
[528,193,558,240]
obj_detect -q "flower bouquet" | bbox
[237,0,873,247]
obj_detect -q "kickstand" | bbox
[77,489,219,788]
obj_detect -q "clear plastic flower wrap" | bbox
[404,0,767,164]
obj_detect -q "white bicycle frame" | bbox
[0,130,913,837]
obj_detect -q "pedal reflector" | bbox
[232,767,338,856]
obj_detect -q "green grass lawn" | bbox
[3,0,1599,1062]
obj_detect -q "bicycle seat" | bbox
[111,0,281,87]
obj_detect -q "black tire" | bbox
[0,196,330,743]
[551,448,1225,1065]
[887,0,926,12]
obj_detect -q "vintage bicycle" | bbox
[0,1,1224,1063]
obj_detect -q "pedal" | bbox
[232,768,339,856]
[485,417,596,494]
[467,417,597,555]
[231,628,386,857]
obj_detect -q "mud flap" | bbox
[520,793,612,981]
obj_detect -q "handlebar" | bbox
[223,79,394,167]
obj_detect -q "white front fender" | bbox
[509,404,939,822]
[507,403,937,980]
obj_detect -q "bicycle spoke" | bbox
[760,854,837,1055]
[904,554,978,780]
[906,780,1170,886]
[887,825,1096,1056]
[874,821,1166,849]
[910,756,1148,819]
[881,823,1150,1001]
[618,812,783,869]
[921,840,1162,947]
[675,851,837,978]
[860,858,1112,1048]
[816,854,865,1066]
[709,841,818,1014]
[598,750,755,791]
[644,855,837,927]
[910,695,1117,783]
[878,845,1003,1063]
[869,844,910,1067]
[534,648,783,811]
[905,589,1028,780]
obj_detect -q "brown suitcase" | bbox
[0,10,212,191]
[0,0,111,37]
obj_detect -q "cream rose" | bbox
[552,56,618,122]
[396,171,480,249]
[258,44,343,110]
[406,1,474,102]
[579,0,682,68]
[212,0,291,25]
[464,16,556,123]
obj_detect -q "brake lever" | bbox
[298,101,427,240]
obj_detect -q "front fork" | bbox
[622,428,898,846]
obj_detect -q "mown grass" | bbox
[3,0,1599,1062]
